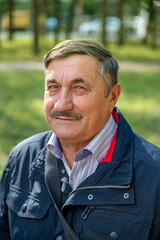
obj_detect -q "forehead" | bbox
[46,54,99,75]
[45,54,106,90]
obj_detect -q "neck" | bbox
[60,140,89,169]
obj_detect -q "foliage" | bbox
[0,0,7,15]
[81,0,100,15]
[0,70,160,176]
[124,0,142,15]
[14,0,30,10]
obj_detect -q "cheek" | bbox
[44,95,55,113]
[74,98,91,114]
[82,99,107,120]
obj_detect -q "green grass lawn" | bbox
[0,71,49,175]
[109,42,160,62]
[0,38,160,62]
[0,70,160,176]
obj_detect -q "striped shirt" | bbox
[47,114,117,190]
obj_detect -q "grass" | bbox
[118,71,160,145]
[0,70,160,176]
[109,42,160,62]
[0,37,160,62]
[0,38,51,62]
[0,70,49,175]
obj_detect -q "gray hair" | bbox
[43,39,119,96]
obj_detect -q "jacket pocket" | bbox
[6,184,51,218]
[6,184,54,240]
[80,206,150,240]
[81,223,150,240]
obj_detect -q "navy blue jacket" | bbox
[1,108,160,240]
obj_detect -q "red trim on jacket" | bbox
[100,110,118,163]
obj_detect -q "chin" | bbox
[54,130,76,139]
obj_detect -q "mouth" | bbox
[54,116,77,121]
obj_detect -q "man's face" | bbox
[44,54,118,148]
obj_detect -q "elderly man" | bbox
[0,39,160,240]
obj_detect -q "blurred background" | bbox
[1,0,160,50]
[0,0,160,175]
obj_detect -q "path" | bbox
[0,61,159,72]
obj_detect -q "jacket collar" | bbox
[63,107,135,207]
[29,146,47,183]
[29,131,52,183]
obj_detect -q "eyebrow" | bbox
[46,79,58,84]
[71,78,91,87]
[46,78,90,87]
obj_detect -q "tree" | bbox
[101,0,107,46]
[65,0,77,39]
[81,0,98,15]
[0,0,7,46]
[8,0,14,40]
[32,0,39,55]
[145,0,157,48]
[52,0,61,44]
[126,0,159,47]
[117,0,125,45]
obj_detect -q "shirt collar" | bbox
[82,114,117,162]
[47,134,62,160]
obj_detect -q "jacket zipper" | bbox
[81,206,94,219]
[71,184,131,220]
[69,184,131,197]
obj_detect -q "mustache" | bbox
[50,111,83,120]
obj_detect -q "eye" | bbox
[47,84,60,94]
[74,86,84,90]
[48,84,59,90]
[49,85,58,89]
[72,85,88,95]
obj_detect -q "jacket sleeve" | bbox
[144,168,160,240]
[0,152,14,240]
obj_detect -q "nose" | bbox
[54,90,73,112]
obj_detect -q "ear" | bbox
[108,83,121,113]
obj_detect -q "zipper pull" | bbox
[81,206,94,220]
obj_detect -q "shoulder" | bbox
[13,130,52,150]
[133,133,160,168]
[9,130,52,161]
[133,134,160,225]
[2,131,52,180]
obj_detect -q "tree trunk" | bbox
[8,0,13,40]
[150,4,159,49]
[101,0,107,46]
[117,0,124,45]
[43,0,48,26]
[39,0,47,35]
[65,0,77,39]
[0,16,2,47]
[53,0,61,44]
[33,0,39,55]
[144,0,156,47]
